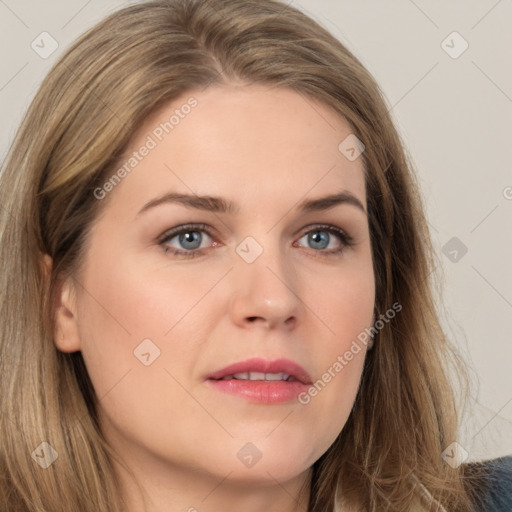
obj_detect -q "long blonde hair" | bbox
[0,0,486,510]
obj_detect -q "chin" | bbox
[219,435,321,485]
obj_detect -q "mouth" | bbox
[206,358,312,404]
[214,371,299,382]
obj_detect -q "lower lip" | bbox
[207,379,310,404]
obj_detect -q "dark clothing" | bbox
[468,455,512,511]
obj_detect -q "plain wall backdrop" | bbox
[0,0,511,462]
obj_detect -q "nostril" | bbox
[247,316,269,323]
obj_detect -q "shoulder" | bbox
[465,455,512,512]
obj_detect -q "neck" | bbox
[112,449,312,512]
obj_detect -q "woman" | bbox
[0,0,510,511]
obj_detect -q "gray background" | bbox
[0,0,511,461]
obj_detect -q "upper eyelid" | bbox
[158,223,214,241]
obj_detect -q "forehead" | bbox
[107,84,367,214]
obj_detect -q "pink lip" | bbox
[206,358,312,404]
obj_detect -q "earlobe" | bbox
[42,254,82,353]
[54,280,82,353]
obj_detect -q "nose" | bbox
[228,245,302,331]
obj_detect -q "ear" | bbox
[41,254,82,353]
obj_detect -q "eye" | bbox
[295,225,354,255]
[158,223,354,259]
[158,223,217,258]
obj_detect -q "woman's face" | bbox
[55,85,375,493]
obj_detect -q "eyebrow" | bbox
[136,190,366,217]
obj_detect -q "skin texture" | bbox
[52,84,375,512]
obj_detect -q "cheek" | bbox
[310,253,375,347]
[74,250,224,399]
[76,249,213,345]
[73,254,160,398]
[297,331,368,463]
[299,258,374,434]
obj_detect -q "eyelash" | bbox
[157,223,355,259]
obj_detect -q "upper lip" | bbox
[206,357,313,385]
